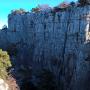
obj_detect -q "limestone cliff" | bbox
[0,5,90,90]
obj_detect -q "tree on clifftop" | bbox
[11,8,26,14]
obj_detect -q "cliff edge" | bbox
[0,5,90,90]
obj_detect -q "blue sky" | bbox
[0,0,77,28]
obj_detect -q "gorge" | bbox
[0,5,90,90]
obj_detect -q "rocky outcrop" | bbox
[0,79,9,90]
[0,5,90,90]
[6,76,20,90]
[0,77,19,90]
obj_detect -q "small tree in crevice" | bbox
[0,49,12,80]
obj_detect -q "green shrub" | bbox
[31,7,40,13]
[0,49,12,80]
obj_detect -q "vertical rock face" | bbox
[0,6,90,90]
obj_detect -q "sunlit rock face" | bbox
[0,79,9,90]
[0,5,90,90]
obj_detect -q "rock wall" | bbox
[0,5,90,90]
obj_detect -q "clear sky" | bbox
[0,0,77,29]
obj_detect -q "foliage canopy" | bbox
[0,49,12,80]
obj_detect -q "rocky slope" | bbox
[0,79,9,90]
[0,5,90,90]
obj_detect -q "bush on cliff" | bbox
[31,4,51,13]
[31,7,40,13]
[0,49,12,80]
[70,1,76,6]
[11,8,26,14]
